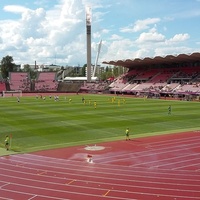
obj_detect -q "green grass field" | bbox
[0,94,200,153]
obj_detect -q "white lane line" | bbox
[3,153,200,178]
[0,160,200,188]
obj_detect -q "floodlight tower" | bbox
[86,6,92,82]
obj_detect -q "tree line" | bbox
[0,55,124,81]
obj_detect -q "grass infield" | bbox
[0,94,200,154]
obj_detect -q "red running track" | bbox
[0,131,200,200]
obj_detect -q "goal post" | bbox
[2,90,22,97]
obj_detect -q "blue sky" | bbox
[0,0,200,67]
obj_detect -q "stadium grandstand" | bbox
[1,52,200,99]
[9,72,31,91]
[34,72,58,91]
[103,52,200,100]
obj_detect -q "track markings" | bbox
[16,163,24,167]
[103,189,110,196]
[66,179,76,185]
[1,131,200,200]
[28,195,37,200]
[37,171,47,175]
[1,182,10,188]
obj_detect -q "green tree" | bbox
[0,55,15,78]
[23,64,31,72]
[113,66,119,77]
[105,66,109,72]
[82,64,86,76]
[23,64,37,79]
[100,70,113,81]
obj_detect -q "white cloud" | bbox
[3,5,29,14]
[136,28,165,43]
[0,1,198,66]
[0,0,87,65]
[154,46,192,57]
[110,34,123,40]
[120,18,160,33]
[168,33,190,43]
[134,49,150,59]
[101,38,136,62]
[34,0,51,7]
[93,32,101,39]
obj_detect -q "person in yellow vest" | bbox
[5,135,10,150]
[94,101,97,109]
[125,128,130,141]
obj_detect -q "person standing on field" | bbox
[94,101,97,109]
[5,135,10,150]
[168,105,171,115]
[125,128,130,141]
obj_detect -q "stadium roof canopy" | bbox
[102,52,200,68]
